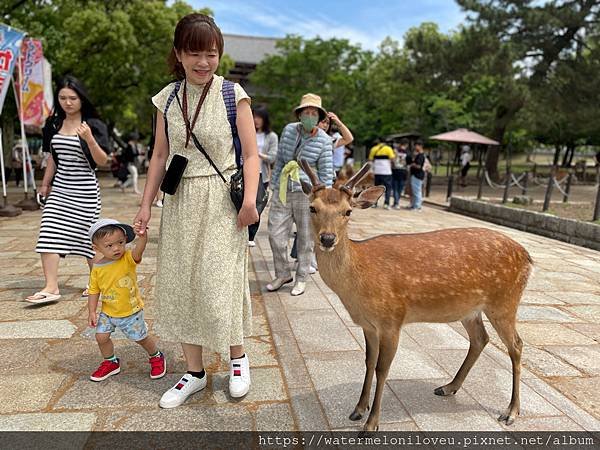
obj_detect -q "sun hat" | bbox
[89,218,135,243]
[294,93,327,121]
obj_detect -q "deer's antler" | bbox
[299,159,325,192]
[342,163,371,195]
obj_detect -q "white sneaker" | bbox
[159,373,207,408]
[248,240,256,247]
[291,281,306,296]
[309,265,317,274]
[156,200,163,208]
[229,355,251,398]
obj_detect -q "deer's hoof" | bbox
[498,414,515,426]
[434,386,457,396]
[349,410,364,421]
[360,422,379,435]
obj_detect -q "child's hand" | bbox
[88,311,97,327]
[133,221,148,237]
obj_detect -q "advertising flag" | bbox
[0,24,25,113]
[14,38,46,127]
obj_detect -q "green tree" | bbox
[250,35,373,139]
[1,0,224,138]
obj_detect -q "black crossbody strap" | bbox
[174,92,228,184]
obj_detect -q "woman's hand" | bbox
[236,202,259,229]
[39,185,51,197]
[134,205,152,236]
[76,122,95,144]
[327,112,340,124]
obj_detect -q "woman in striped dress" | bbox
[26,76,110,304]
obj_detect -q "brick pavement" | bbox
[0,178,599,431]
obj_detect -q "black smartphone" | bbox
[160,154,188,195]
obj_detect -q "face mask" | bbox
[300,115,318,131]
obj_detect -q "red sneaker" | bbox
[90,359,120,382]
[149,353,166,379]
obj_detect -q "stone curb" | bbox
[449,197,600,251]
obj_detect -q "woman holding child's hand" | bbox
[134,14,258,409]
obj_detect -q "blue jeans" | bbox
[391,169,407,206]
[374,174,393,206]
[410,175,423,209]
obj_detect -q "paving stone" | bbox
[280,283,329,311]
[388,341,449,381]
[0,319,76,339]
[255,403,296,431]
[520,346,582,377]
[565,323,600,343]
[423,348,561,418]
[103,405,253,431]
[544,345,600,375]
[528,377,600,430]
[252,313,270,336]
[564,305,600,322]
[0,339,50,375]
[288,386,330,430]
[403,323,470,350]
[0,373,68,413]
[517,306,578,323]
[287,310,360,353]
[521,292,565,305]
[0,412,97,431]
[376,421,420,431]
[262,294,291,333]
[501,416,584,431]
[272,330,312,390]
[388,378,504,431]
[303,351,411,428]
[211,367,286,404]
[516,323,596,346]
[55,373,210,410]
[549,292,600,305]
[0,300,85,322]
[244,335,278,367]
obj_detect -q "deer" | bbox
[298,159,532,432]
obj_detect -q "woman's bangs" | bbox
[180,23,219,54]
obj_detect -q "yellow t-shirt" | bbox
[88,250,144,318]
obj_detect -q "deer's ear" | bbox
[301,180,313,196]
[352,186,385,209]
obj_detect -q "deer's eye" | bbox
[309,206,317,214]
[344,210,352,217]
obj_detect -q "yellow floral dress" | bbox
[151,75,252,355]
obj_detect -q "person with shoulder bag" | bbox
[134,14,259,408]
[26,76,110,304]
[266,93,333,296]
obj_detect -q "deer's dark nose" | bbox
[320,233,336,248]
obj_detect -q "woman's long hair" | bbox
[51,75,100,123]
[252,106,271,134]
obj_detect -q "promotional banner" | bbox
[0,24,25,113]
[14,38,46,127]
[42,57,53,116]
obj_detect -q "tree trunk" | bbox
[553,144,562,167]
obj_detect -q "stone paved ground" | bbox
[0,178,599,431]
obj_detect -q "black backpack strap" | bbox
[163,80,182,143]
[221,80,242,168]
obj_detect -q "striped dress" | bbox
[35,134,100,258]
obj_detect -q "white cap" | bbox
[89,218,135,243]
